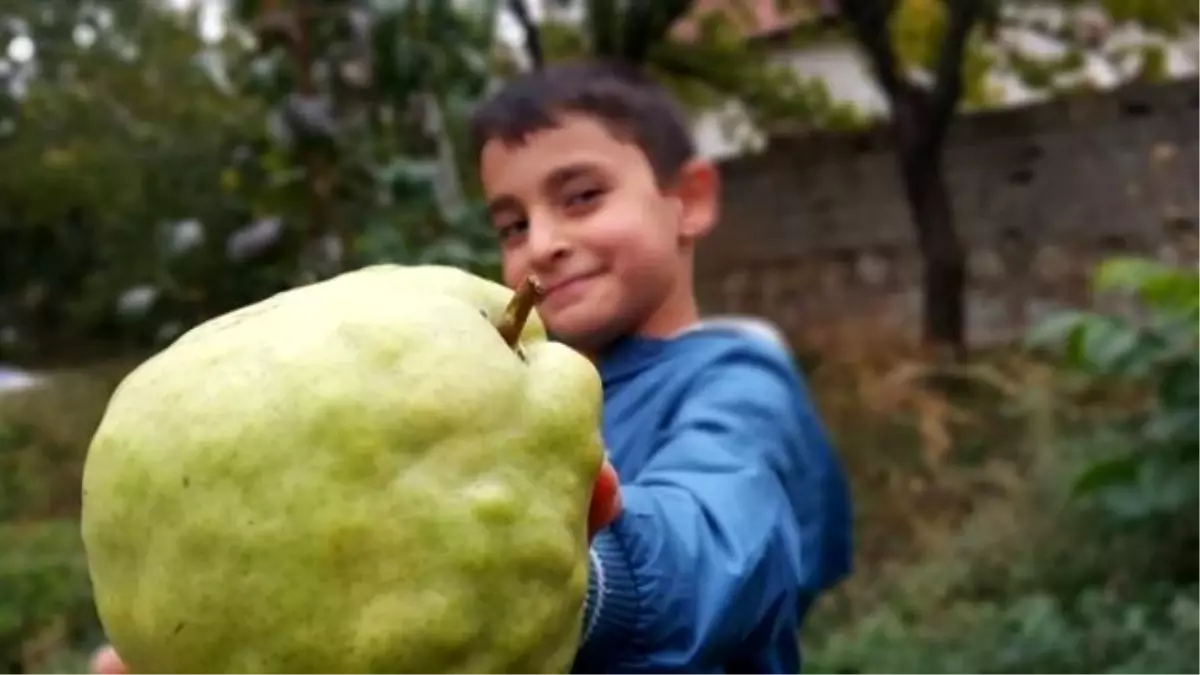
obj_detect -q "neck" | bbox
[637,289,699,340]
[637,253,701,339]
[578,278,699,365]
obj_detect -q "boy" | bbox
[91,59,853,675]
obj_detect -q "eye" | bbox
[495,219,528,243]
[563,185,606,212]
[567,188,602,205]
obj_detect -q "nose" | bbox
[526,212,570,271]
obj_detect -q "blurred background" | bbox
[0,0,1196,672]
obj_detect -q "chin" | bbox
[539,281,634,349]
[542,310,622,352]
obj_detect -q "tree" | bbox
[836,0,986,358]
[0,0,508,363]
[0,0,268,362]
[505,0,863,132]
[838,0,1196,356]
[228,0,505,283]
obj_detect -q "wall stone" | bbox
[695,78,1200,349]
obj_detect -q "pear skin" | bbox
[81,265,605,674]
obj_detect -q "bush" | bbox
[1025,256,1198,524]
[805,432,1198,674]
[0,362,132,674]
[0,519,100,674]
[808,585,1198,674]
[805,257,1199,674]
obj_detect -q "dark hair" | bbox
[468,59,697,187]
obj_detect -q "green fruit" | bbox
[80,265,605,674]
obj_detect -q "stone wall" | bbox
[695,78,1199,349]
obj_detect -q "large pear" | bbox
[81,265,605,674]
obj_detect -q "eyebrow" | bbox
[486,161,601,220]
[486,195,522,222]
[544,162,597,192]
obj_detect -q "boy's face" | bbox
[479,114,717,351]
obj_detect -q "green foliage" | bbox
[996,0,1196,95]
[847,482,1198,673]
[809,487,1198,675]
[0,518,99,674]
[885,0,1001,108]
[0,0,505,364]
[804,257,1198,674]
[0,362,137,673]
[805,407,1198,674]
[531,0,861,131]
[810,584,1199,674]
[0,1,270,360]
[648,27,865,132]
[226,0,503,279]
[1060,0,1200,35]
[1026,257,1199,521]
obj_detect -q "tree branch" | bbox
[925,0,986,148]
[586,0,620,58]
[838,0,904,100]
[506,0,544,69]
[619,0,696,64]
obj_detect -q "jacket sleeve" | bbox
[571,340,853,673]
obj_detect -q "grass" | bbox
[0,359,136,674]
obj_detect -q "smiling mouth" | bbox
[543,272,600,302]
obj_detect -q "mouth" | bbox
[541,271,602,305]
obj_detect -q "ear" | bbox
[671,158,720,242]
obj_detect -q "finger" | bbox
[587,460,622,539]
[90,645,129,675]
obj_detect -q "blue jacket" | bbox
[571,320,854,674]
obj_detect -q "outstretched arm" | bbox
[573,341,853,673]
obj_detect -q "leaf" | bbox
[1095,485,1157,521]
[378,157,440,185]
[1095,257,1200,318]
[1027,303,1169,377]
[1140,407,1200,449]
[1156,359,1200,408]
[1071,452,1144,497]
[281,93,340,144]
[1077,316,1144,374]
[1024,309,1088,356]
[1094,257,1157,292]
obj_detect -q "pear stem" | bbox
[497,276,544,349]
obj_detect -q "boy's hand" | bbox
[89,645,127,675]
[89,458,623,674]
[588,457,622,540]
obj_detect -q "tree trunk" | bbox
[900,149,967,358]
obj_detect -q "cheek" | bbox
[608,224,677,279]
[586,203,674,266]
[500,248,529,288]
